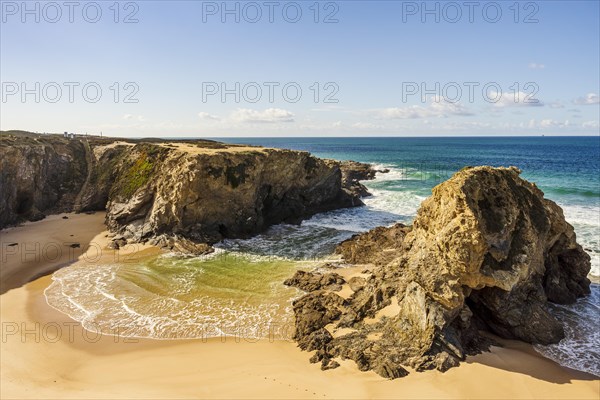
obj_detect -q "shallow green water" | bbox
[46,251,302,340]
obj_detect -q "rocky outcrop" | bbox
[73,141,130,212]
[288,166,591,378]
[1,132,378,251]
[339,160,388,197]
[0,132,88,227]
[336,223,411,266]
[0,132,138,228]
[104,144,366,249]
[284,270,345,292]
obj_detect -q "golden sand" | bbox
[1,214,598,399]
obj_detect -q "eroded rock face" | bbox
[2,133,377,253]
[339,160,388,197]
[288,166,591,378]
[105,145,365,247]
[336,223,411,266]
[0,132,136,228]
[0,133,88,227]
[284,270,345,292]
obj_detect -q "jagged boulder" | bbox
[284,270,345,292]
[339,160,388,197]
[336,223,411,265]
[288,166,591,378]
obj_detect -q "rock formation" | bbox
[336,223,411,266]
[104,144,368,250]
[284,270,345,292]
[1,131,380,253]
[287,166,591,378]
[0,132,88,227]
[339,160,388,197]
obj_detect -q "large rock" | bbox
[339,160,388,197]
[0,132,88,227]
[105,144,364,246]
[336,223,411,265]
[289,166,591,378]
[284,270,345,292]
[0,131,136,228]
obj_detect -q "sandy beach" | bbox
[0,212,107,294]
[1,214,598,399]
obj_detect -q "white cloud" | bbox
[528,63,545,69]
[122,114,145,121]
[582,120,599,129]
[429,98,474,115]
[539,119,569,128]
[377,106,428,119]
[351,122,386,130]
[548,102,564,109]
[374,97,473,119]
[328,120,386,131]
[230,108,295,123]
[309,105,345,112]
[491,91,543,108]
[198,112,220,120]
[197,109,294,125]
[438,121,492,130]
[573,93,600,105]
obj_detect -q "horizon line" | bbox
[2,130,599,140]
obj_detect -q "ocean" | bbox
[45,136,600,376]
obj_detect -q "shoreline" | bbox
[1,213,599,399]
[0,212,108,294]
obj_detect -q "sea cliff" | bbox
[0,131,374,252]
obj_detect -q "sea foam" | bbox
[44,256,299,340]
[534,284,600,377]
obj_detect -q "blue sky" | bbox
[1,0,599,137]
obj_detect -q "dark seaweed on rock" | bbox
[287,166,591,379]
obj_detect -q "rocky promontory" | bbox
[0,131,381,252]
[287,166,591,378]
[105,143,369,249]
[339,160,389,197]
[0,132,88,226]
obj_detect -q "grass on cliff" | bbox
[114,146,162,199]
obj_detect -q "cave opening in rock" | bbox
[464,290,495,334]
[218,224,229,237]
[15,191,33,215]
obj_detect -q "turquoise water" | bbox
[46,136,600,376]
[45,251,301,339]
